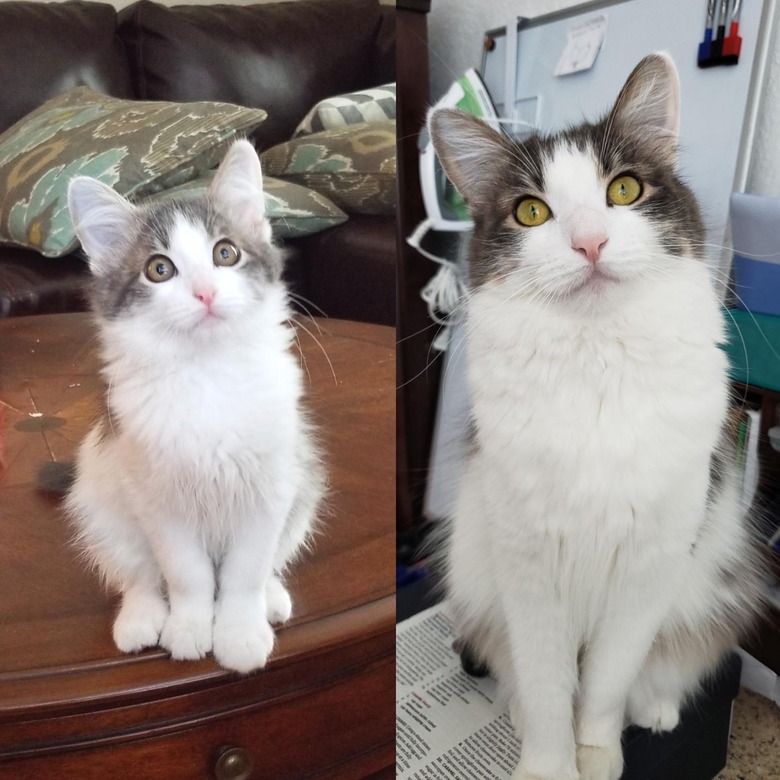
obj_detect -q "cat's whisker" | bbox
[288,302,324,337]
[287,291,328,320]
[290,324,312,386]
[294,318,337,386]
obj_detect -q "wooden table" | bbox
[0,313,395,780]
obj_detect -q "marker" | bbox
[723,0,743,64]
[698,0,717,66]
[711,0,730,60]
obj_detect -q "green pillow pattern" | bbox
[293,83,396,138]
[261,121,396,217]
[0,87,267,257]
[143,173,348,239]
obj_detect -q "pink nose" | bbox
[194,288,215,308]
[572,232,608,264]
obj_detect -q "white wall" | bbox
[428,0,780,197]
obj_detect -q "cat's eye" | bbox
[607,175,642,206]
[144,255,176,283]
[213,239,240,267]
[514,198,551,227]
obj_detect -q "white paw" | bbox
[576,743,623,780]
[213,613,275,674]
[160,608,213,660]
[113,591,169,653]
[265,576,293,624]
[629,698,680,733]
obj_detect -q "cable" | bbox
[407,219,468,325]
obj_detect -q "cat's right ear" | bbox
[68,178,136,275]
[428,108,509,212]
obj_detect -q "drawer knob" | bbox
[215,746,254,780]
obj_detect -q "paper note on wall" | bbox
[553,14,608,76]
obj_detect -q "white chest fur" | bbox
[466,264,729,544]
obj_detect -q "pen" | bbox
[723,0,743,64]
[698,0,718,66]
[711,0,730,60]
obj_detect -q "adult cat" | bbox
[66,140,324,674]
[430,54,764,780]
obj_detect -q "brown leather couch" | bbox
[0,0,395,325]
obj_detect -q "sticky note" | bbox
[554,14,608,77]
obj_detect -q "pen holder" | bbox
[730,192,780,316]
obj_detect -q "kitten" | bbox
[429,54,766,780]
[65,140,325,674]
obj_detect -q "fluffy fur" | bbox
[65,140,324,674]
[430,54,765,780]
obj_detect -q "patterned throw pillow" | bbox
[143,173,348,239]
[0,86,267,257]
[293,83,396,138]
[261,121,396,216]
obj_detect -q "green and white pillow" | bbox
[0,86,267,257]
[293,84,396,138]
[143,173,348,239]
[262,121,396,216]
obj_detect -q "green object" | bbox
[143,173,348,240]
[723,307,780,391]
[0,86,267,257]
[444,72,493,222]
[261,121,396,216]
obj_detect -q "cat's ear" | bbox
[68,178,136,275]
[608,52,681,162]
[209,139,270,241]
[429,108,512,212]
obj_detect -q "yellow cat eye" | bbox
[145,255,176,283]
[607,175,642,206]
[514,197,551,227]
[213,239,240,267]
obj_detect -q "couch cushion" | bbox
[294,84,396,138]
[261,122,396,216]
[0,1,133,135]
[0,86,267,257]
[143,173,348,239]
[118,0,385,150]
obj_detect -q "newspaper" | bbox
[396,603,521,779]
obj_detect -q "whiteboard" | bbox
[480,0,777,278]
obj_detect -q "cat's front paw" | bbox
[213,613,275,674]
[628,697,680,733]
[576,743,623,780]
[160,609,213,660]
[113,591,169,653]
[265,576,293,624]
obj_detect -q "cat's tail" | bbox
[36,460,76,496]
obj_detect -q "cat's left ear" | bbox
[608,52,681,163]
[68,178,137,275]
[209,139,271,241]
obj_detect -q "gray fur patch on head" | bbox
[88,195,281,320]
[429,54,704,291]
[206,196,284,288]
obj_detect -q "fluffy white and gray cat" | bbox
[429,54,765,780]
[65,140,324,674]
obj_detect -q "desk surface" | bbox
[0,313,394,736]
